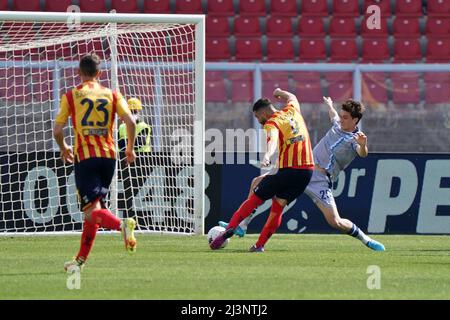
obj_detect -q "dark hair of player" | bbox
[252,98,272,112]
[79,53,101,77]
[341,100,365,124]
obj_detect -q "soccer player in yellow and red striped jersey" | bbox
[53,53,138,271]
[210,88,314,252]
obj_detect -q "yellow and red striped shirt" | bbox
[55,80,130,163]
[264,99,314,169]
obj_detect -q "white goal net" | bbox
[0,12,205,235]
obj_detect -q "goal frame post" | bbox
[0,11,205,236]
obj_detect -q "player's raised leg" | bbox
[315,200,385,251]
[218,174,267,237]
[210,193,264,249]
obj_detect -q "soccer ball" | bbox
[207,226,229,249]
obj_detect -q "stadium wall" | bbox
[2,151,449,235]
[204,152,450,235]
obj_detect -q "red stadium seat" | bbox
[176,0,203,13]
[424,72,450,83]
[329,38,358,62]
[424,82,450,104]
[426,39,450,62]
[229,71,253,103]
[263,80,290,101]
[361,18,389,38]
[206,80,228,103]
[231,82,253,103]
[270,0,298,16]
[79,0,108,12]
[328,18,356,37]
[332,0,360,17]
[234,17,261,37]
[77,40,110,59]
[13,0,40,11]
[206,37,230,61]
[361,38,390,62]
[423,72,450,104]
[2,22,34,42]
[262,71,290,81]
[266,17,293,37]
[111,0,140,13]
[45,0,72,12]
[297,17,325,37]
[393,38,422,62]
[238,0,266,16]
[391,72,421,104]
[363,0,391,16]
[301,0,328,16]
[39,44,73,61]
[325,73,353,102]
[427,0,450,17]
[262,72,290,99]
[143,0,171,13]
[266,38,295,61]
[206,71,224,81]
[426,18,450,38]
[393,18,420,38]
[235,38,263,61]
[206,17,230,37]
[395,0,422,17]
[299,38,326,61]
[206,72,228,103]
[169,28,194,61]
[0,0,8,10]
[207,0,234,16]
[362,73,389,106]
[292,72,323,103]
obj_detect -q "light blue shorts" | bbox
[304,170,336,208]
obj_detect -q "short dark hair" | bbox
[252,98,272,112]
[341,100,365,123]
[79,53,101,77]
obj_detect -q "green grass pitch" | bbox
[1,234,450,299]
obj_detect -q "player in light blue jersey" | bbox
[220,97,385,251]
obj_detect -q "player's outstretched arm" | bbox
[323,96,339,123]
[261,129,279,167]
[354,132,369,157]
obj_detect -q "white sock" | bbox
[347,223,371,245]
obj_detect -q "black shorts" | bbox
[74,157,116,211]
[253,168,313,204]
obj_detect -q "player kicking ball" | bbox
[53,53,139,271]
[210,88,315,252]
[219,97,385,252]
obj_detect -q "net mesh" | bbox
[0,20,198,234]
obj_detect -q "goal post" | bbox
[0,11,205,235]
